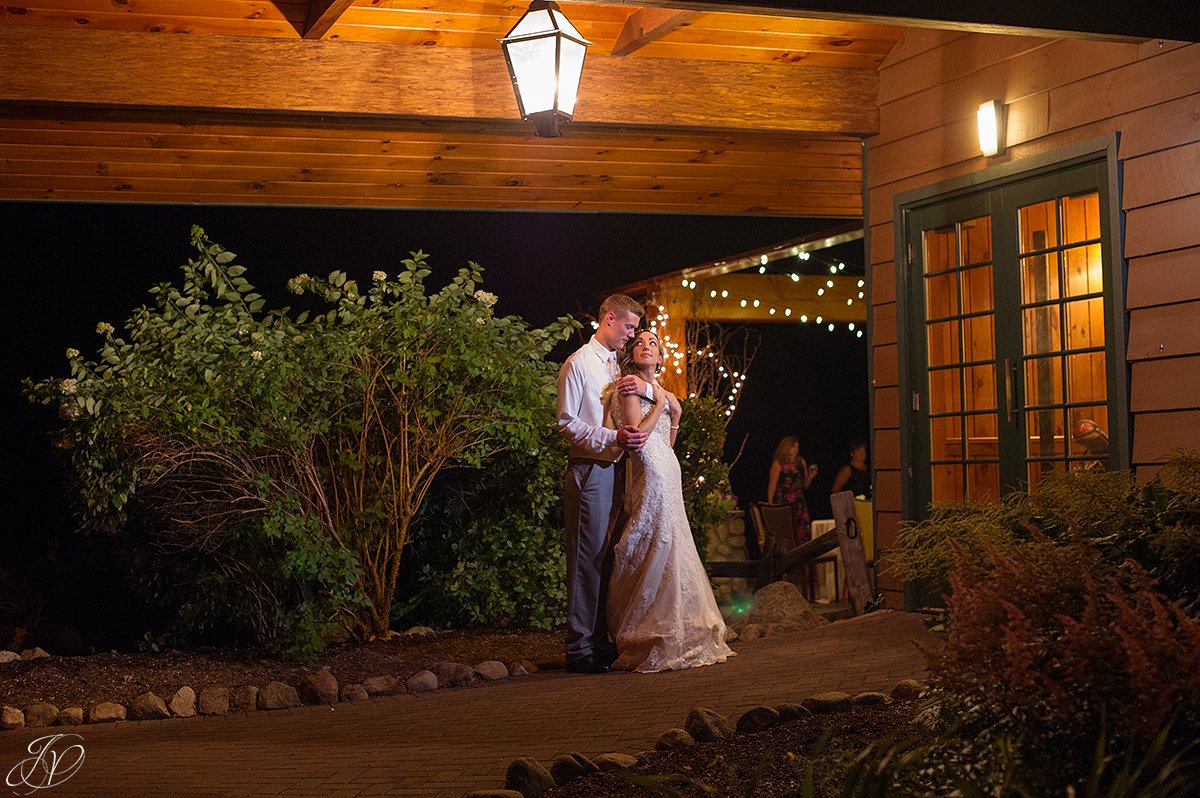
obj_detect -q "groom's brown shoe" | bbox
[566,654,612,674]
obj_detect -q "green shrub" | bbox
[675,396,735,561]
[407,417,568,630]
[24,226,576,652]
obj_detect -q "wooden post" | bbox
[831,490,873,615]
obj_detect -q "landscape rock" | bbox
[736,705,781,734]
[550,752,598,786]
[728,581,827,632]
[298,669,339,705]
[801,691,852,714]
[776,703,811,722]
[198,687,229,716]
[23,702,59,728]
[339,683,369,702]
[655,728,696,751]
[724,626,739,642]
[508,661,529,677]
[512,658,539,674]
[474,660,509,681]
[594,753,639,771]
[852,691,891,707]
[362,675,402,696]
[0,650,19,664]
[56,707,83,726]
[127,692,170,721]
[257,681,301,710]
[684,707,733,742]
[399,625,436,637]
[504,757,556,798]
[169,686,196,717]
[19,647,50,660]
[1,705,24,730]
[738,624,763,640]
[405,670,439,693]
[891,679,924,701]
[87,702,126,723]
[430,661,475,688]
[230,685,258,713]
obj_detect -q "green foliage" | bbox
[886,459,1200,611]
[24,226,577,653]
[675,396,735,561]
[408,416,568,630]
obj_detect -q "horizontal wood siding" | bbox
[866,30,1200,605]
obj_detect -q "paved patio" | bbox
[0,610,930,797]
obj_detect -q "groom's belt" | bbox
[568,456,621,467]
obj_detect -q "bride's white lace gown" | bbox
[607,392,735,673]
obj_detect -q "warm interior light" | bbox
[978,100,1003,156]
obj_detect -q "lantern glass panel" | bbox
[557,39,587,114]
[506,35,558,115]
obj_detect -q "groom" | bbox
[556,293,655,674]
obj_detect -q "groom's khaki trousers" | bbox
[563,457,626,663]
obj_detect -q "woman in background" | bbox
[831,438,872,499]
[766,435,817,548]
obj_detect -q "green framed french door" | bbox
[899,153,1127,520]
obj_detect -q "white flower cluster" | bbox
[251,350,263,361]
[95,322,114,336]
[372,270,387,282]
[473,290,498,308]
[65,348,79,359]
[287,274,312,294]
[60,378,78,395]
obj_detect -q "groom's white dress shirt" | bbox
[557,335,623,462]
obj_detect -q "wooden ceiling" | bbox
[1,1,902,215]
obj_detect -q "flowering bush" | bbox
[25,227,576,652]
[675,396,736,561]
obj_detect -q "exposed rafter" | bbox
[611,8,700,55]
[303,0,358,40]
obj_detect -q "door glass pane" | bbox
[1063,193,1101,244]
[924,226,957,273]
[1021,252,1060,304]
[1064,244,1103,297]
[962,265,994,313]
[1023,306,1061,353]
[1027,408,1065,459]
[1018,190,1108,487]
[1020,200,1057,252]
[965,413,998,457]
[931,464,963,504]
[930,415,961,459]
[965,364,996,411]
[928,368,962,413]
[925,271,959,318]
[927,320,961,367]
[963,315,994,363]
[960,217,992,266]
[1024,355,1063,407]
[1065,297,1105,350]
[968,463,1001,502]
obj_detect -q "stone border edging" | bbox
[464,678,927,798]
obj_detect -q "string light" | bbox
[784,308,791,316]
[720,289,728,298]
[857,279,865,287]
[817,288,824,296]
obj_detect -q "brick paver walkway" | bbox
[0,610,930,797]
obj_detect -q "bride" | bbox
[606,330,734,672]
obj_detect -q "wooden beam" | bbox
[303,0,358,40]
[663,274,868,323]
[612,8,700,56]
[586,0,1172,43]
[0,27,880,135]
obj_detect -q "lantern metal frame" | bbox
[499,0,592,137]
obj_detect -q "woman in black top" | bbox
[831,439,871,499]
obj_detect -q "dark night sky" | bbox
[1,201,868,561]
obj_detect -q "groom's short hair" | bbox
[599,293,644,320]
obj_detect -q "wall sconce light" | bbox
[977,99,1005,156]
[499,1,592,137]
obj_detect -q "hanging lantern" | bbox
[499,0,592,137]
